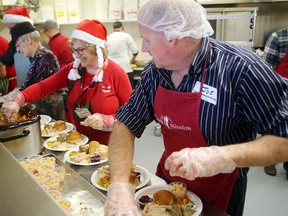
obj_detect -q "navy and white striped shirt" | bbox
[116,37,288,177]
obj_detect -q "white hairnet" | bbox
[138,0,214,40]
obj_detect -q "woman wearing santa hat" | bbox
[2,19,132,144]
[0,6,33,86]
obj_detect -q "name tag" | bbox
[192,81,217,105]
[74,107,92,119]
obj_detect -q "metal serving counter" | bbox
[0,143,229,216]
[0,144,69,216]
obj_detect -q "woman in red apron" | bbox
[1,20,132,145]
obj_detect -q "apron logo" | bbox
[102,84,111,93]
[156,115,192,131]
[161,115,172,129]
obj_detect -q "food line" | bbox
[0,108,230,216]
[42,143,230,216]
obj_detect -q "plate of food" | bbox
[135,183,203,216]
[40,115,52,125]
[64,141,108,166]
[43,131,89,151]
[91,164,151,191]
[41,120,74,137]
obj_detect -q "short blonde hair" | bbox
[68,39,107,58]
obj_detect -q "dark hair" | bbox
[113,21,123,29]
[9,21,36,45]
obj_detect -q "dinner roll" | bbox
[89,141,100,155]
[67,131,82,144]
[153,190,174,205]
[53,120,67,131]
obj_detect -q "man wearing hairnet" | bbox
[104,0,288,216]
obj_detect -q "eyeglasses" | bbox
[15,36,26,48]
[71,47,87,56]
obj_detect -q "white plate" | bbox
[43,133,89,152]
[41,122,74,137]
[135,185,203,216]
[64,145,108,166]
[40,115,52,125]
[91,165,151,191]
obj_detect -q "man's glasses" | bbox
[15,36,26,48]
[71,47,87,56]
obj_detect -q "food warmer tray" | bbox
[37,153,106,215]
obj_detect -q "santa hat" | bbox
[3,6,33,25]
[69,19,107,82]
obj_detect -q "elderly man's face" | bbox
[138,23,174,70]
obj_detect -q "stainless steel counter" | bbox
[0,141,229,216]
[0,144,69,216]
[43,148,166,197]
[43,148,230,216]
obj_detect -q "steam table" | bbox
[44,148,230,216]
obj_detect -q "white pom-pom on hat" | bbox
[68,58,81,80]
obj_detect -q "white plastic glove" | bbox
[2,89,25,121]
[80,113,116,131]
[104,183,140,216]
[165,146,236,181]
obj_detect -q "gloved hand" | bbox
[2,89,25,121]
[165,146,236,180]
[104,183,140,216]
[80,113,116,131]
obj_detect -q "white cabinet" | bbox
[1,0,18,5]
[33,0,138,24]
[206,7,258,50]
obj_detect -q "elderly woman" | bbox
[3,19,132,144]
[7,21,65,120]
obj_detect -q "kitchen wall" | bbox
[241,1,288,48]
[1,0,288,62]
[203,1,288,48]
[198,0,288,4]
[43,0,288,50]
[56,21,151,64]
[0,0,152,63]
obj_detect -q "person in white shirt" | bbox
[106,21,138,88]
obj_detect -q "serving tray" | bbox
[25,153,106,215]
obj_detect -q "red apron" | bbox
[154,59,238,212]
[274,51,288,78]
[66,73,111,144]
